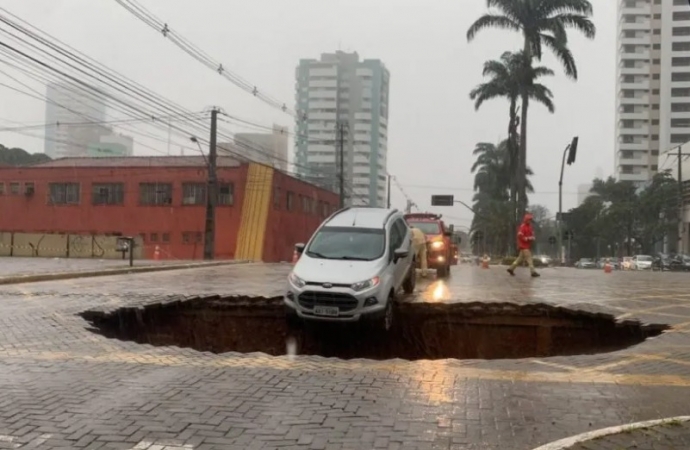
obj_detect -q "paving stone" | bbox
[0,264,688,449]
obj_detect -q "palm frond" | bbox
[467,14,521,41]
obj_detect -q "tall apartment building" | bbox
[294,51,390,206]
[230,124,289,172]
[44,82,109,159]
[616,0,690,185]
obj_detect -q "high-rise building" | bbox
[615,0,690,185]
[615,0,661,185]
[44,82,110,158]
[294,51,390,206]
[223,124,288,172]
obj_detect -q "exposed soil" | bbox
[79,296,668,361]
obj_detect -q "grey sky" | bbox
[0,0,616,227]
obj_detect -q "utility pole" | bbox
[387,175,392,208]
[405,199,414,214]
[336,121,347,208]
[679,145,684,254]
[557,137,578,265]
[203,108,218,260]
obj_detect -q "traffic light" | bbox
[472,230,484,242]
[563,230,574,241]
[566,136,578,165]
[548,236,556,246]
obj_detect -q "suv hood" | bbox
[294,255,383,284]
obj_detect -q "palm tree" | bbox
[467,0,596,215]
[469,51,554,248]
[470,139,534,254]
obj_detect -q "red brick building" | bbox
[0,156,339,261]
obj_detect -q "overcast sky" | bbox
[0,0,616,226]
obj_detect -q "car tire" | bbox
[402,264,416,294]
[381,294,394,332]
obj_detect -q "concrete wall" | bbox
[0,232,144,259]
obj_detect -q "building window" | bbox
[651,165,658,171]
[150,233,158,242]
[24,182,34,195]
[9,182,20,195]
[0,183,4,195]
[139,183,172,206]
[92,183,124,205]
[286,191,294,211]
[162,233,170,243]
[182,183,206,205]
[218,183,234,205]
[49,182,80,205]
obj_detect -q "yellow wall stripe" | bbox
[235,163,273,261]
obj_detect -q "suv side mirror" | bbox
[295,243,305,254]
[393,248,408,262]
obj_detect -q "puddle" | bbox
[79,296,668,361]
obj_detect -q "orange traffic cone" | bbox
[153,245,161,261]
[482,260,489,269]
[604,263,612,273]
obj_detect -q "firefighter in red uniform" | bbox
[507,213,540,277]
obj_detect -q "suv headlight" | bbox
[430,241,444,250]
[288,272,306,288]
[351,276,380,292]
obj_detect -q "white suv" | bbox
[284,207,416,331]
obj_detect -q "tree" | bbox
[470,139,534,255]
[0,144,51,166]
[467,0,596,216]
[469,50,555,245]
[561,174,680,260]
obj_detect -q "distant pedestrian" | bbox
[410,225,428,278]
[507,213,540,277]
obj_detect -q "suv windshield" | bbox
[637,255,652,261]
[306,226,385,261]
[407,221,440,235]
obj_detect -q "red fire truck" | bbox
[404,212,458,278]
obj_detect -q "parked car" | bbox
[621,256,634,270]
[536,255,552,266]
[669,254,690,272]
[285,207,416,331]
[652,253,672,271]
[574,258,596,269]
[632,254,653,270]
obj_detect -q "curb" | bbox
[531,416,690,450]
[0,260,252,286]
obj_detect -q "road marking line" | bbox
[531,416,690,450]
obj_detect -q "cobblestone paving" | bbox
[568,420,690,450]
[0,256,194,278]
[0,263,689,449]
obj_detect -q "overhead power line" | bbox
[114,0,302,119]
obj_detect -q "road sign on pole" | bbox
[431,195,454,206]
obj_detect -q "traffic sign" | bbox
[431,195,454,206]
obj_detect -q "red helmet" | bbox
[523,213,533,222]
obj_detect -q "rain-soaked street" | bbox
[0,262,689,449]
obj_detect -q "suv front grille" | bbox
[297,291,359,312]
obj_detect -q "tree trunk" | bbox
[508,97,518,255]
[518,41,531,219]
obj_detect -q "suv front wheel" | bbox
[402,263,416,294]
[381,293,394,332]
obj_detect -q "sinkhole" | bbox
[79,296,668,361]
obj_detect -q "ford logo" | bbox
[322,283,333,289]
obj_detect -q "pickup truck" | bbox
[404,212,458,278]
